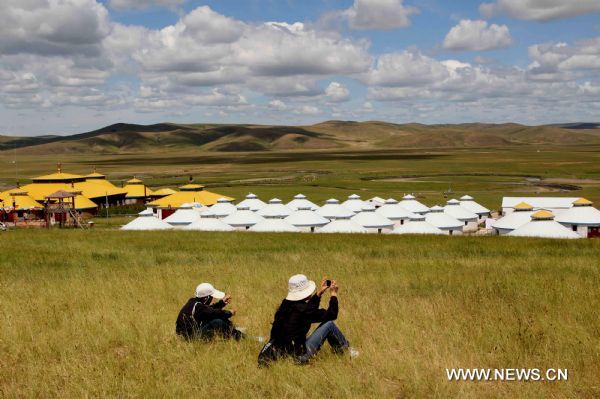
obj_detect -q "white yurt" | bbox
[390,214,444,235]
[183,214,235,232]
[164,203,202,227]
[249,216,300,233]
[121,209,173,231]
[376,198,416,227]
[257,198,293,218]
[286,194,319,211]
[459,195,491,221]
[398,194,430,215]
[367,196,386,208]
[316,199,355,220]
[342,194,368,213]
[508,210,580,239]
[236,193,267,212]
[555,198,600,238]
[222,205,264,230]
[425,205,463,235]
[492,202,535,235]
[203,198,237,218]
[351,205,394,233]
[444,199,479,232]
[284,206,330,232]
[318,217,367,234]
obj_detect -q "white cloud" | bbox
[325,82,351,102]
[109,0,186,10]
[344,0,418,30]
[268,99,287,111]
[443,20,512,51]
[481,0,600,21]
[294,105,321,115]
[365,51,449,87]
[527,38,600,81]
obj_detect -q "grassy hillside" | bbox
[2,121,600,154]
[0,230,598,398]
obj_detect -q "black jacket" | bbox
[175,297,231,338]
[269,295,338,356]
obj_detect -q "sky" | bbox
[0,0,599,136]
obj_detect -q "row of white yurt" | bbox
[375,199,416,226]
[444,199,478,231]
[425,206,463,235]
[459,195,491,221]
[555,198,600,238]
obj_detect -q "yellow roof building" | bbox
[531,210,555,220]
[0,189,44,210]
[147,184,233,208]
[123,177,154,199]
[151,188,177,197]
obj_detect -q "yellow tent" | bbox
[0,189,44,210]
[123,177,154,199]
[147,184,233,208]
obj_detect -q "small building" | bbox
[202,198,237,218]
[425,205,463,235]
[501,197,579,216]
[376,198,416,227]
[249,216,300,233]
[555,198,600,238]
[492,202,534,235]
[222,205,264,230]
[351,205,394,233]
[390,214,444,235]
[123,178,154,205]
[459,195,491,221]
[183,214,235,232]
[256,198,293,218]
[507,210,580,239]
[398,194,430,215]
[315,198,354,220]
[163,203,203,227]
[121,209,172,231]
[342,194,368,213]
[237,193,267,212]
[284,206,330,232]
[286,194,319,211]
[444,199,479,232]
[147,183,233,219]
[318,216,367,234]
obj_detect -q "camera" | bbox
[326,279,332,287]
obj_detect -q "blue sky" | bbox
[1,0,599,135]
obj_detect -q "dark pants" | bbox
[258,321,349,366]
[185,319,242,341]
[298,321,349,363]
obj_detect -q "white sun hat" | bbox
[196,283,225,299]
[195,283,225,300]
[286,274,316,301]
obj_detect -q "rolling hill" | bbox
[1,121,599,154]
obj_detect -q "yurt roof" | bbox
[507,220,580,239]
[444,202,478,221]
[318,219,367,234]
[257,198,293,218]
[147,190,233,208]
[164,208,202,225]
[425,212,463,229]
[0,189,44,210]
[127,177,143,184]
[341,194,368,213]
[460,195,474,201]
[249,218,300,233]
[368,196,386,206]
[459,197,490,215]
[573,198,593,206]
[85,172,106,179]
[351,208,394,228]
[316,199,354,219]
[180,183,205,191]
[284,209,330,227]
[33,171,86,182]
[237,193,267,211]
[514,202,534,211]
[152,188,177,197]
[19,181,126,201]
[398,195,429,213]
[287,193,319,211]
[183,217,234,232]
[492,211,534,230]
[555,203,600,225]
[124,183,154,199]
[138,208,154,216]
[222,209,264,227]
[376,202,415,220]
[202,200,237,217]
[121,215,172,231]
[391,221,444,235]
[531,210,554,220]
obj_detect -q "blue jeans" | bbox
[298,321,349,363]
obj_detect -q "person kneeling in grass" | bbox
[258,274,350,366]
[176,283,243,341]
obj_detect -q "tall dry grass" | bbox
[0,230,598,398]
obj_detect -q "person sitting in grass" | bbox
[258,274,350,366]
[176,282,243,341]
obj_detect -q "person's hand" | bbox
[223,294,232,305]
[330,280,339,296]
[317,277,329,297]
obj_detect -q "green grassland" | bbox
[0,231,598,398]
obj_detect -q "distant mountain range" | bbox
[1,121,599,154]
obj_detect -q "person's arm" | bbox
[305,280,339,323]
[194,302,233,321]
[210,300,226,309]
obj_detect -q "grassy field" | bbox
[1,230,598,398]
[1,145,600,210]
